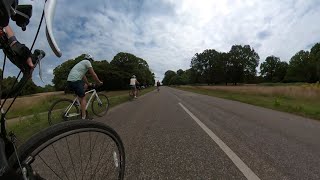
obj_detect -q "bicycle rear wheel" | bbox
[92,93,110,117]
[48,98,80,125]
[8,120,125,180]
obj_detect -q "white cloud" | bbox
[1,0,320,84]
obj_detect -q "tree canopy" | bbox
[52,52,155,91]
[260,56,288,82]
[163,42,320,85]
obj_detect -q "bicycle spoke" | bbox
[96,149,115,178]
[89,133,101,177]
[38,154,63,180]
[52,144,70,180]
[82,132,99,179]
[11,121,124,180]
[90,137,110,179]
[65,137,77,179]
[78,133,84,180]
[95,142,118,178]
[82,132,91,179]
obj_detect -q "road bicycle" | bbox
[48,84,110,125]
[0,1,125,179]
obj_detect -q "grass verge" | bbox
[174,86,320,121]
[7,87,155,145]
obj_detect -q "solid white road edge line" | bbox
[179,102,260,180]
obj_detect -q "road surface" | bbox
[97,86,320,179]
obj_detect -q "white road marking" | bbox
[179,102,260,180]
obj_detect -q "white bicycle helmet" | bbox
[84,53,94,61]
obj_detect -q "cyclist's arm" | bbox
[4,26,17,46]
[88,67,103,84]
[4,25,14,37]
[82,76,90,84]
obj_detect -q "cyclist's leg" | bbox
[130,86,134,96]
[69,80,86,119]
[80,96,87,119]
[134,86,137,97]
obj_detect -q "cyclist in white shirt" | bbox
[67,54,103,119]
[130,75,139,98]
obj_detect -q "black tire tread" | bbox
[8,120,125,179]
[92,93,109,117]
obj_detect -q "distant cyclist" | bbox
[67,54,103,119]
[130,75,139,98]
[157,80,161,91]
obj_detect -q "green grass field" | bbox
[6,87,155,144]
[175,85,320,121]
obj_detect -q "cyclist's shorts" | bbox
[130,85,136,89]
[67,80,85,97]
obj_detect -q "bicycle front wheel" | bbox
[92,93,110,117]
[48,98,80,126]
[8,120,126,180]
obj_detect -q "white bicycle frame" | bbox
[64,89,102,117]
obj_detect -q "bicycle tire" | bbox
[48,98,80,126]
[92,93,109,117]
[8,120,126,180]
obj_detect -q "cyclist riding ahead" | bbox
[67,54,103,120]
[130,75,139,98]
[157,80,161,91]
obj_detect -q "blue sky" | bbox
[2,0,320,86]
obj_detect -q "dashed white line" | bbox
[179,102,260,180]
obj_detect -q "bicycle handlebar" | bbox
[45,0,62,57]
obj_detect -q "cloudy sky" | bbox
[3,0,320,86]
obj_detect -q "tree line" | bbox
[162,43,320,85]
[53,52,155,91]
[0,52,155,97]
[0,69,56,98]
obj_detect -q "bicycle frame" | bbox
[64,88,102,117]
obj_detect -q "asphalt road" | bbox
[97,86,320,180]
